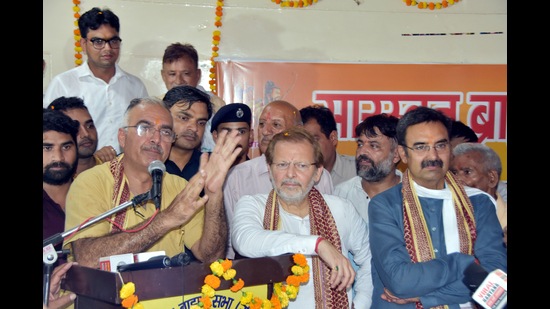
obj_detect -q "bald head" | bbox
[258,100,303,154]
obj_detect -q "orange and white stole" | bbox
[109,154,130,233]
[402,169,477,309]
[263,187,350,309]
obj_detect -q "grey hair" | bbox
[123,96,169,127]
[452,142,502,178]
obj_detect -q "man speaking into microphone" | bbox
[63,97,242,268]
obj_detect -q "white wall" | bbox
[43,0,506,97]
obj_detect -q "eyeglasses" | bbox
[123,124,176,143]
[271,161,317,172]
[402,141,450,154]
[88,37,122,50]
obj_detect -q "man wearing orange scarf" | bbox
[368,107,507,309]
[232,127,372,308]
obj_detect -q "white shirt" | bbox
[223,154,334,259]
[333,170,403,223]
[331,153,357,187]
[232,193,373,309]
[43,62,148,152]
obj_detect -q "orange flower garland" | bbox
[403,0,460,10]
[209,1,224,94]
[271,0,319,8]
[190,254,309,309]
[72,0,83,66]
[119,281,144,309]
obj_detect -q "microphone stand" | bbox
[42,191,150,307]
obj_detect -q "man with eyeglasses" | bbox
[62,97,242,268]
[43,7,148,154]
[367,106,507,309]
[231,126,372,309]
[222,100,334,259]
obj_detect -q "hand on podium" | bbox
[44,262,77,309]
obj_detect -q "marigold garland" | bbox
[72,0,83,66]
[403,0,460,10]
[190,254,309,309]
[119,281,144,309]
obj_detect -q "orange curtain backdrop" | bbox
[217,62,507,181]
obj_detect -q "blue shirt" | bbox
[368,182,507,308]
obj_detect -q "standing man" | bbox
[368,106,507,308]
[300,104,356,186]
[334,113,401,224]
[46,96,117,177]
[450,142,507,246]
[163,85,213,181]
[232,127,372,308]
[210,103,253,167]
[43,7,148,153]
[63,97,241,268]
[160,42,225,152]
[43,108,79,267]
[223,100,334,259]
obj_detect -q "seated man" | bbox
[232,127,372,308]
[450,142,507,246]
[63,97,242,268]
[368,107,507,308]
[223,100,334,259]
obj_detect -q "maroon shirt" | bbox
[43,189,67,266]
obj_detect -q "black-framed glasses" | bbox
[88,37,122,50]
[402,141,450,154]
[123,124,176,143]
[271,161,317,172]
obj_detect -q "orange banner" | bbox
[217,62,507,180]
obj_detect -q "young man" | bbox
[368,106,507,308]
[43,109,79,267]
[62,97,242,268]
[300,105,356,186]
[46,97,116,177]
[223,100,334,259]
[231,127,372,308]
[163,85,213,181]
[210,103,253,167]
[43,7,148,153]
[160,42,225,152]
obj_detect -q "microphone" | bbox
[148,160,166,210]
[463,262,507,309]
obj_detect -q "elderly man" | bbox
[450,142,507,246]
[368,106,507,308]
[63,97,241,268]
[232,127,372,308]
[223,100,334,259]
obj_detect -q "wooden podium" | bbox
[62,254,295,309]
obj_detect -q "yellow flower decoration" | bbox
[403,0,459,10]
[72,0,83,66]
[119,281,144,308]
[193,254,308,309]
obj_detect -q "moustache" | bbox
[142,145,164,155]
[421,159,443,168]
[357,154,374,165]
[45,161,71,170]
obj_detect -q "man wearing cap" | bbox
[210,103,253,167]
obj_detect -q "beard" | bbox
[269,173,316,204]
[356,154,394,182]
[43,161,77,185]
